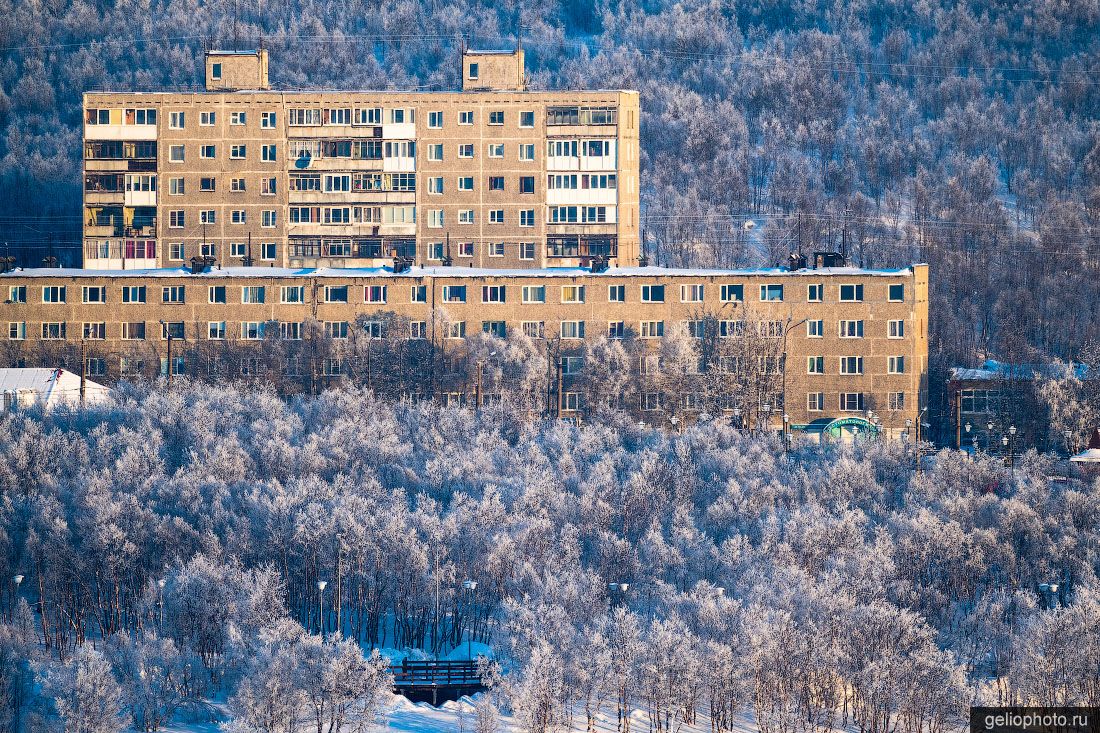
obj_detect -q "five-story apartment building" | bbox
[81,49,640,271]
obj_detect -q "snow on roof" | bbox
[0,368,111,407]
[2,265,919,280]
[950,359,1087,383]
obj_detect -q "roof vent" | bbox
[189,255,216,274]
[590,255,609,274]
[788,252,807,271]
[813,251,846,269]
[392,254,413,274]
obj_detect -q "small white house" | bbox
[0,368,111,411]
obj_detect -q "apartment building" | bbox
[0,263,929,440]
[82,49,640,271]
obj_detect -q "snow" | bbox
[2,263,920,279]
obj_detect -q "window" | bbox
[608,321,625,339]
[257,144,276,162]
[427,111,443,128]
[168,177,185,195]
[82,286,106,304]
[808,284,823,302]
[808,393,825,412]
[889,284,905,302]
[121,322,145,340]
[583,140,610,157]
[807,320,824,338]
[289,109,322,126]
[200,177,216,192]
[468,62,479,79]
[324,321,349,339]
[489,110,503,125]
[559,356,584,376]
[425,209,443,229]
[41,322,66,340]
[719,321,745,338]
[242,286,265,304]
[483,321,506,338]
[281,286,305,304]
[840,393,865,412]
[889,356,905,374]
[230,145,246,159]
[428,144,443,161]
[161,321,184,340]
[641,285,665,303]
[442,285,466,303]
[839,320,864,338]
[354,108,381,125]
[519,176,535,194]
[120,285,145,304]
[409,321,427,340]
[488,242,505,257]
[488,176,504,191]
[760,284,783,301]
[889,392,906,410]
[640,321,664,338]
[482,285,506,303]
[200,111,215,126]
[262,177,276,195]
[210,63,222,80]
[807,356,825,374]
[485,210,502,224]
[230,111,246,126]
[446,321,466,340]
[720,284,743,302]
[169,111,185,129]
[241,322,265,340]
[520,110,535,127]
[8,286,26,303]
[522,285,545,303]
[520,210,535,227]
[261,111,277,128]
[561,285,585,303]
[457,176,474,191]
[80,321,103,341]
[6,321,24,340]
[519,242,535,260]
[389,108,410,124]
[488,144,504,158]
[208,286,226,304]
[608,285,625,303]
[681,284,704,302]
[889,320,905,338]
[410,285,427,303]
[262,210,277,227]
[169,243,185,261]
[839,356,864,375]
[519,143,535,161]
[459,110,474,125]
[364,285,387,303]
[560,320,585,339]
[458,144,474,158]
[428,177,443,194]
[162,286,185,304]
[231,210,247,224]
[169,145,185,162]
[208,321,226,340]
[42,286,66,303]
[643,393,661,411]
[199,210,216,224]
[200,144,216,159]
[840,284,864,302]
[261,242,276,260]
[324,286,348,303]
[522,321,545,339]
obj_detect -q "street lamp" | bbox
[670,415,680,433]
[317,580,328,637]
[608,582,630,607]
[782,413,790,452]
[462,579,478,659]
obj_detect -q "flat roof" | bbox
[83,88,635,96]
[3,265,921,279]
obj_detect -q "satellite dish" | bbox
[294,152,312,169]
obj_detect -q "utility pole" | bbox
[955,390,962,449]
[79,340,87,403]
[475,359,483,413]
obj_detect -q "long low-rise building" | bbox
[0,261,929,440]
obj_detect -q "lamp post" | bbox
[159,320,173,388]
[1039,582,1060,609]
[782,413,790,452]
[779,317,809,438]
[462,579,477,659]
[670,415,680,434]
[1064,428,1075,456]
[317,580,328,638]
[11,575,22,623]
[157,578,166,628]
[1009,425,1017,468]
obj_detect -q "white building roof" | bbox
[0,368,111,410]
[2,265,921,280]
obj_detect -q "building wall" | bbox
[82,88,639,272]
[1,265,928,437]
